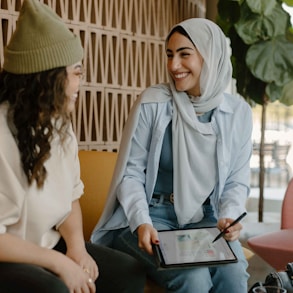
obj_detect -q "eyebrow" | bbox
[166,47,195,53]
[74,64,82,70]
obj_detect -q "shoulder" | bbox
[221,93,252,115]
[140,83,172,104]
[216,93,252,133]
[218,94,253,136]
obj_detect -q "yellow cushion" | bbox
[78,150,118,241]
[243,246,254,260]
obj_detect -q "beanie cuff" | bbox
[4,35,83,74]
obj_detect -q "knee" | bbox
[0,263,69,293]
[118,253,146,283]
[175,271,212,292]
[33,274,70,293]
[108,250,146,292]
[222,263,248,281]
[212,262,249,293]
[156,268,212,293]
[0,275,69,293]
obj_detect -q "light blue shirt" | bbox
[91,86,252,245]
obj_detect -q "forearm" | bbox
[219,184,248,219]
[219,144,251,218]
[58,199,98,279]
[58,199,85,252]
[0,233,68,274]
[117,178,152,232]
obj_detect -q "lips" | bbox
[71,93,78,100]
[173,72,188,79]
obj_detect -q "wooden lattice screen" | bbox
[0,0,206,151]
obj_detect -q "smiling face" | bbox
[65,61,83,113]
[166,32,204,97]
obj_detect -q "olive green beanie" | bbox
[3,0,83,74]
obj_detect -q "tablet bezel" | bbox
[152,227,238,269]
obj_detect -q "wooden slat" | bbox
[0,0,206,150]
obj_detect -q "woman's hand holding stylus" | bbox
[217,218,243,242]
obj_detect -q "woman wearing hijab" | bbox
[91,18,252,292]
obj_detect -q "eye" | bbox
[75,71,84,79]
[180,52,190,57]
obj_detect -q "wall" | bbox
[0,0,206,150]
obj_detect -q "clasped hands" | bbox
[60,248,99,293]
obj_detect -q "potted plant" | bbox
[216,0,293,221]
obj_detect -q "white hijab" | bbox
[167,18,232,225]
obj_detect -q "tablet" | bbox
[153,227,237,269]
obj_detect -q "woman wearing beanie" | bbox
[0,1,145,293]
[91,18,252,292]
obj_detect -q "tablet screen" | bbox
[153,227,237,268]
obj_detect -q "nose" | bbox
[168,56,181,72]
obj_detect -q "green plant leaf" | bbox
[217,0,293,107]
[247,0,277,15]
[232,56,266,104]
[286,26,293,42]
[283,0,293,6]
[265,82,282,102]
[235,2,289,44]
[246,36,293,85]
[245,76,266,104]
[280,79,293,106]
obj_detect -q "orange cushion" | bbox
[78,150,118,241]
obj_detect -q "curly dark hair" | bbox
[0,67,71,188]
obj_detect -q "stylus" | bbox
[212,212,247,243]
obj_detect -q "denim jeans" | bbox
[113,197,249,293]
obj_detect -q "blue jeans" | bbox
[113,198,249,293]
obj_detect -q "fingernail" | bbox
[225,230,230,234]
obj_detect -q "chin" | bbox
[67,103,76,113]
[174,85,186,92]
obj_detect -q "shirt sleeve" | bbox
[0,137,26,234]
[218,99,253,219]
[117,104,154,232]
[72,136,84,201]
[67,128,84,201]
